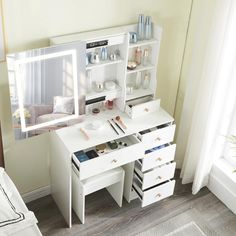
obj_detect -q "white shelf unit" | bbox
[126,63,155,74]
[126,88,153,101]
[124,25,162,102]
[86,58,123,70]
[86,85,122,101]
[128,38,158,49]
[50,24,162,109]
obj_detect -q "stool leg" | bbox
[106,171,125,207]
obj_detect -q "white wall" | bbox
[0,0,192,194]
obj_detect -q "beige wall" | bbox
[0,0,192,194]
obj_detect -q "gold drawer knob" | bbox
[111,159,117,163]
[156,157,162,161]
[156,176,162,180]
[144,108,149,112]
[156,193,161,198]
[155,137,161,141]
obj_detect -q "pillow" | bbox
[53,96,74,114]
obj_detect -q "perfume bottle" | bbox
[135,47,142,65]
[135,72,142,89]
[145,16,152,40]
[101,47,108,61]
[143,48,149,66]
[137,14,145,41]
[142,72,150,89]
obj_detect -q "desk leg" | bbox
[49,132,72,227]
[123,162,138,202]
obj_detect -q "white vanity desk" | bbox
[49,23,176,227]
[50,106,176,227]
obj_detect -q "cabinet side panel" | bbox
[50,132,72,227]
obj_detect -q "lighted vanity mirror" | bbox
[7,42,86,140]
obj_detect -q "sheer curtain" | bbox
[176,0,236,194]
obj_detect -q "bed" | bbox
[0,122,42,236]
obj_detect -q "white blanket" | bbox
[0,168,38,235]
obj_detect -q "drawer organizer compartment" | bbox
[72,135,144,180]
[132,178,175,207]
[134,162,176,190]
[137,123,176,150]
[125,97,160,119]
[139,143,176,172]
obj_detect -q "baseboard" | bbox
[22,185,51,203]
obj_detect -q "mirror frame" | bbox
[14,49,79,132]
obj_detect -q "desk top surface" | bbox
[54,107,174,153]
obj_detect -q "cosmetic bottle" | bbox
[143,48,149,66]
[137,14,145,41]
[145,16,152,40]
[101,47,108,61]
[135,71,142,89]
[135,47,142,65]
[142,72,150,89]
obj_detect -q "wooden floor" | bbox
[27,175,236,236]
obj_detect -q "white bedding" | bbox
[0,168,41,236]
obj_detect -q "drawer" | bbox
[125,99,160,119]
[133,179,175,207]
[140,144,176,172]
[138,124,176,150]
[72,135,144,180]
[134,162,176,190]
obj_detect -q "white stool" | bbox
[72,166,125,224]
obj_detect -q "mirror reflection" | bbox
[7,43,86,140]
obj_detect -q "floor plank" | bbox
[27,174,236,236]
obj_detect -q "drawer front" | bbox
[136,162,176,190]
[140,125,176,150]
[125,99,160,119]
[78,135,144,180]
[142,144,176,172]
[133,180,175,207]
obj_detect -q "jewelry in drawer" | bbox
[139,143,176,172]
[134,162,176,190]
[72,135,144,180]
[138,123,176,150]
[132,179,175,207]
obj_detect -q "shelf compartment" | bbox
[126,64,155,74]
[86,59,123,70]
[72,135,144,180]
[86,85,122,101]
[128,39,158,49]
[126,88,154,101]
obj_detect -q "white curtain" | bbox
[22,49,43,105]
[176,0,236,194]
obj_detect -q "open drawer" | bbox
[132,178,175,207]
[140,143,176,172]
[125,98,160,119]
[138,123,176,150]
[134,162,176,190]
[72,135,144,180]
